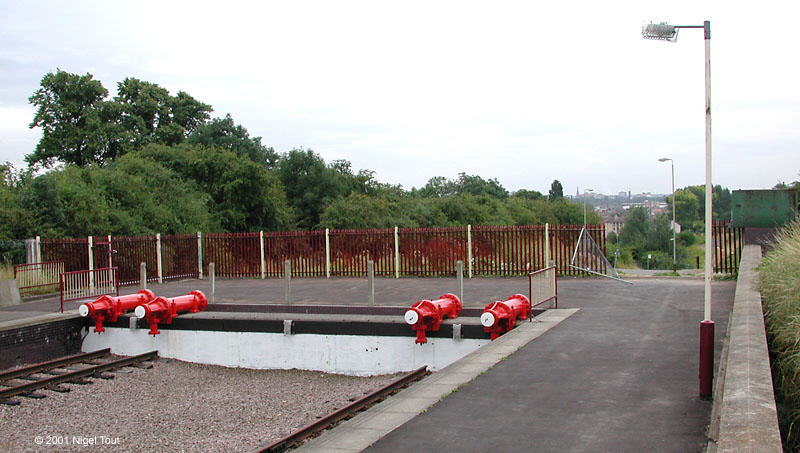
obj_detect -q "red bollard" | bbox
[699,320,715,399]
[134,290,208,335]
[79,290,155,333]
[481,294,531,340]
[404,293,462,344]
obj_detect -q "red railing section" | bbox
[205,232,260,278]
[399,227,467,276]
[162,234,199,281]
[713,220,743,274]
[34,224,609,281]
[473,225,546,275]
[41,237,88,272]
[330,228,394,276]
[111,235,158,285]
[264,230,326,277]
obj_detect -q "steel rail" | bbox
[0,349,112,382]
[254,365,428,453]
[0,351,157,401]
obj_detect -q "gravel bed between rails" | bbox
[0,358,403,452]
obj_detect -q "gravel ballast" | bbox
[0,358,402,452]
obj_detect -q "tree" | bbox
[619,207,649,251]
[114,78,211,150]
[512,189,544,200]
[668,189,700,225]
[275,149,347,229]
[187,114,278,167]
[27,71,213,167]
[318,194,395,229]
[135,144,293,232]
[548,180,564,201]
[27,71,118,167]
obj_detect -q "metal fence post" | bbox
[284,259,291,304]
[260,230,266,279]
[197,232,203,279]
[140,262,147,290]
[467,224,473,278]
[394,226,400,279]
[367,260,375,305]
[325,228,331,279]
[156,233,163,284]
[209,262,215,304]
[456,260,464,302]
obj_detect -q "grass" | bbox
[758,220,800,451]
[0,262,13,280]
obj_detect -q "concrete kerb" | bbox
[707,245,782,453]
[295,308,579,453]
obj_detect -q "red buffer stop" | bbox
[481,294,531,340]
[134,290,208,335]
[404,293,462,344]
[79,289,156,333]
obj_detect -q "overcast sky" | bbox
[1,1,798,195]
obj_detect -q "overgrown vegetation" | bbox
[759,220,800,450]
[607,206,703,269]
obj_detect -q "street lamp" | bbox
[582,188,594,226]
[644,20,714,399]
[658,157,677,272]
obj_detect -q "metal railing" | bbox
[14,260,64,296]
[528,265,558,308]
[35,224,607,281]
[59,267,119,312]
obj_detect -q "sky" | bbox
[1,1,798,195]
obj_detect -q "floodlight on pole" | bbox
[643,19,713,399]
[658,157,677,272]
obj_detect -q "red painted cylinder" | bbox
[134,290,208,335]
[699,320,715,398]
[481,294,532,340]
[404,293,462,344]
[79,290,155,333]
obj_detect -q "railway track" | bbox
[254,365,429,453]
[0,349,158,405]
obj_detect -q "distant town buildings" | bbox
[568,191,673,236]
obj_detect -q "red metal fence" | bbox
[35,224,609,282]
[713,220,743,274]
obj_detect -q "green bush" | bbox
[759,220,800,450]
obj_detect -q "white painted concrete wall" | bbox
[82,328,488,376]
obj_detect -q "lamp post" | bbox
[582,188,594,226]
[644,20,714,399]
[658,157,677,272]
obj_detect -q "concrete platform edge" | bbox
[295,308,579,453]
[0,311,82,332]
